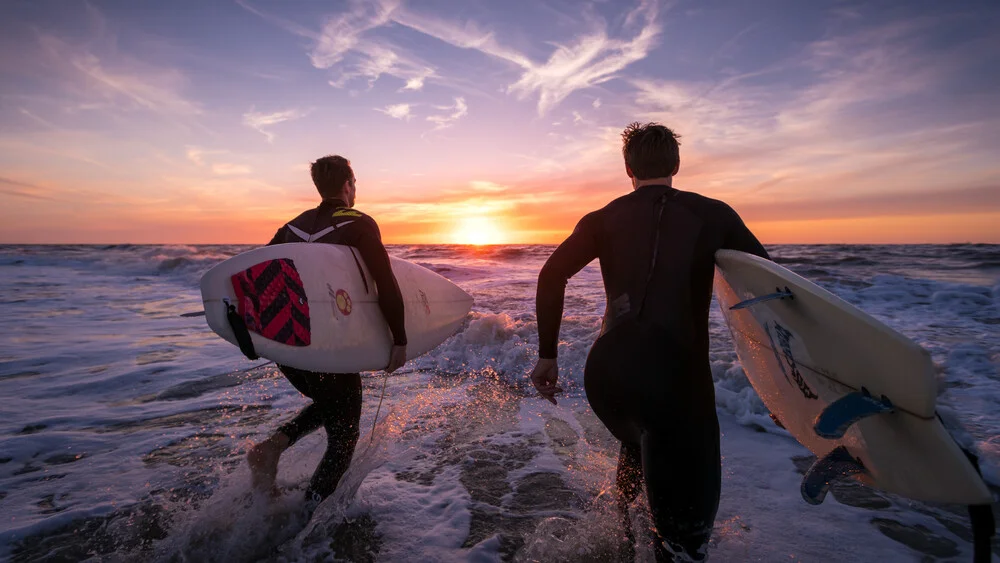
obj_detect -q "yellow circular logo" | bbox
[335,289,352,315]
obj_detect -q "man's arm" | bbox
[354,226,407,347]
[722,205,769,260]
[536,213,600,359]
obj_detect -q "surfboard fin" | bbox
[729,286,794,310]
[813,387,894,439]
[801,446,868,505]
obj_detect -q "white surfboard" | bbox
[714,249,991,505]
[200,243,473,373]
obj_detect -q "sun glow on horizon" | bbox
[450,216,508,245]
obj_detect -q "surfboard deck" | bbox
[714,249,991,505]
[200,243,473,373]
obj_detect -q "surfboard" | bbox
[714,249,991,505]
[200,243,473,373]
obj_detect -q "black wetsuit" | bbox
[267,198,406,501]
[536,184,768,561]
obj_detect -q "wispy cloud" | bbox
[506,0,662,115]
[386,7,532,68]
[402,73,431,91]
[468,180,508,193]
[0,177,52,200]
[377,103,412,120]
[242,108,307,142]
[35,29,201,116]
[18,108,60,130]
[211,163,253,176]
[185,146,251,176]
[739,184,1000,222]
[306,0,399,69]
[242,0,661,115]
[625,15,1000,208]
[240,0,434,91]
[426,97,468,130]
[389,0,661,114]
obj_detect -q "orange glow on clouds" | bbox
[2,2,998,245]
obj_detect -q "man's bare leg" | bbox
[248,431,291,494]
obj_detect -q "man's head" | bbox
[621,122,681,183]
[311,155,356,207]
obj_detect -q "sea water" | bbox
[0,244,998,562]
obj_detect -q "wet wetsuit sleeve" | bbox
[354,221,408,346]
[722,205,769,260]
[536,213,600,359]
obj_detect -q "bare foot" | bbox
[248,433,289,494]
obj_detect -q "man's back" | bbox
[592,185,768,350]
[537,184,767,360]
[268,199,407,348]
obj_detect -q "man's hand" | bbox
[530,358,563,405]
[386,345,407,373]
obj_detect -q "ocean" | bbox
[0,244,998,562]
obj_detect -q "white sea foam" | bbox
[0,244,997,561]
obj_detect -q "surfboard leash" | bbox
[371,371,389,444]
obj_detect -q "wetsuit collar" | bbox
[635,184,677,195]
[319,197,349,209]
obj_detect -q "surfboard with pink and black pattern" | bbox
[199,243,473,373]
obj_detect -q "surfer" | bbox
[247,154,408,503]
[531,122,769,561]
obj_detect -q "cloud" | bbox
[386,8,533,68]
[185,147,212,166]
[242,108,308,142]
[426,97,468,130]
[210,163,253,176]
[739,184,1000,222]
[506,1,662,115]
[34,32,201,116]
[307,0,399,69]
[327,43,437,91]
[240,0,434,91]
[377,103,412,120]
[402,74,429,91]
[468,181,508,192]
[185,146,251,175]
[620,14,1000,213]
[593,98,602,109]
[0,177,52,200]
[388,0,661,115]
[18,108,60,130]
[243,0,659,115]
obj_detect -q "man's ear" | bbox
[672,162,680,177]
[625,163,634,178]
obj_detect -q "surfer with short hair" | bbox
[247,154,407,503]
[531,122,769,561]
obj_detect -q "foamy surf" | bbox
[1,244,998,561]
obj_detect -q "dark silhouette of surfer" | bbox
[531,122,769,561]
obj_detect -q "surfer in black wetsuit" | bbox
[248,155,407,503]
[530,123,769,561]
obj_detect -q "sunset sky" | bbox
[1,0,998,244]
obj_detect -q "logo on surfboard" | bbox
[418,289,431,315]
[328,284,353,316]
[765,321,818,400]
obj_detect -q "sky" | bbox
[1,0,998,244]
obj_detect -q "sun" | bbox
[452,216,506,245]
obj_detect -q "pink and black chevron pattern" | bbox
[230,258,311,346]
